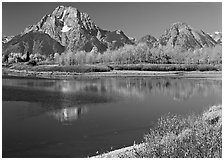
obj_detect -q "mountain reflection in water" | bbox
[47,106,88,123]
[3,77,221,122]
[3,77,221,101]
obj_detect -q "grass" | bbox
[7,63,111,73]
[109,63,221,72]
[4,62,222,73]
[131,105,222,158]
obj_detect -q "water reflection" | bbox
[47,106,88,122]
[3,77,221,101]
[2,77,221,122]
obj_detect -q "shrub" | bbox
[54,53,60,63]
[135,105,222,158]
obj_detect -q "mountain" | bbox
[137,34,159,48]
[3,31,65,56]
[2,35,14,44]
[103,30,135,50]
[16,6,132,53]
[158,22,217,51]
[22,6,106,52]
[3,6,134,57]
[210,31,222,44]
[2,6,220,59]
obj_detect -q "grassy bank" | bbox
[95,105,222,158]
[109,63,222,72]
[6,63,111,73]
[4,63,221,73]
[2,63,222,80]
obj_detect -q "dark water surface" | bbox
[2,76,221,157]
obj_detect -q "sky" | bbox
[2,2,222,39]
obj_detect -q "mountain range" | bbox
[2,5,222,57]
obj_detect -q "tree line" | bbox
[54,43,222,65]
[3,42,222,65]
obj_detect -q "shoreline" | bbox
[2,68,222,80]
[91,143,146,158]
[92,105,222,158]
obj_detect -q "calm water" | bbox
[2,76,221,157]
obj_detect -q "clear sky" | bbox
[2,2,222,39]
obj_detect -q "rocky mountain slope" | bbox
[137,22,220,52]
[2,35,14,44]
[210,31,222,44]
[3,5,134,56]
[3,31,65,56]
[158,22,217,50]
[137,34,159,48]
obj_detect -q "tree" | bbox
[54,53,60,63]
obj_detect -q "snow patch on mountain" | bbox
[61,23,71,32]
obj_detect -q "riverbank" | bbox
[2,65,222,80]
[2,63,221,79]
[92,105,222,158]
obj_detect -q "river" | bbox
[2,76,221,157]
